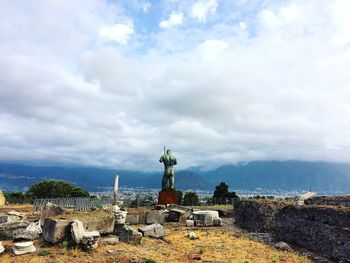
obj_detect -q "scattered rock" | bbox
[275,241,293,251]
[0,241,4,254]
[186,220,194,227]
[188,232,197,240]
[119,225,142,245]
[0,221,30,239]
[12,241,36,255]
[138,224,165,239]
[43,218,73,243]
[81,231,100,250]
[192,211,222,226]
[100,236,119,245]
[145,211,165,225]
[15,221,42,240]
[126,214,139,225]
[7,211,26,222]
[167,205,192,222]
[0,214,8,224]
[106,249,114,254]
[40,202,66,226]
[71,219,84,244]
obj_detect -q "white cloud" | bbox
[159,12,184,29]
[99,20,134,45]
[190,0,218,22]
[1,0,350,170]
[143,2,151,13]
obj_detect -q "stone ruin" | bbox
[0,190,5,206]
[234,197,350,262]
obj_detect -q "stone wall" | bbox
[305,195,350,207]
[234,200,285,232]
[234,200,350,262]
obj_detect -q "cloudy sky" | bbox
[1,0,350,170]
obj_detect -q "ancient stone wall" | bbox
[234,200,350,262]
[305,195,350,207]
[234,200,285,232]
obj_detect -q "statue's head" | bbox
[166,149,171,154]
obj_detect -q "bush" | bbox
[27,180,90,199]
[183,192,200,206]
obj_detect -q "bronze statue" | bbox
[159,148,177,190]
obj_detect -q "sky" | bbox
[1,0,350,170]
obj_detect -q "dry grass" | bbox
[0,227,311,263]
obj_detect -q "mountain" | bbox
[1,161,350,193]
[0,163,211,192]
[201,161,350,193]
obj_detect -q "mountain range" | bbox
[0,161,350,193]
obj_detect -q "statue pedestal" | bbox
[158,189,178,205]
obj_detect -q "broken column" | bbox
[114,173,119,205]
[12,241,36,255]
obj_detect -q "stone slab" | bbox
[138,224,165,238]
[145,211,165,225]
[40,202,66,226]
[0,221,29,239]
[119,225,142,245]
[126,214,140,225]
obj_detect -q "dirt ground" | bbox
[0,205,311,263]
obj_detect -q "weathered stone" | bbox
[13,241,36,255]
[0,190,5,206]
[0,214,8,224]
[192,211,221,227]
[0,241,4,254]
[40,202,66,226]
[15,221,42,240]
[188,232,197,240]
[155,205,166,210]
[275,241,293,251]
[71,220,84,244]
[138,224,165,239]
[100,236,119,245]
[186,220,194,227]
[305,195,350,207]
[43,218,73,243]
[167,205,192,222]
[0,221,29,239]
[126,214,140,225]
[113,206,127,224]
[145,211,165,225]
[7,211,26,222]
[81,231,100,250]
[113,223,124,235]
[119,225,142,245]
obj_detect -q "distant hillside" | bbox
[1,161,350,193]
[0,163,211,192]
[201,161,350,193]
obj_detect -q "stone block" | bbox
[0,221,29,239]
[126,214,140,225]
[145,211,165,225]
[167,210,182,222]
[71,220,84,244]
[15,221,42,241]
[40,202,66,226]
[119,225,142,245]
[43,218,73,243]
[81,231,100,250]
[158,190,178,205]
[186,220,194,227]
[0,214,8,224]
[138,224,165,239]
[113,223,124,235]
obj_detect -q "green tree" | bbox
[27,180,90,199]
[213,182,239,204]
[176,190,183,205]
[183,192,200,206]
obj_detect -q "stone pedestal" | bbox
[158,189,178,205]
